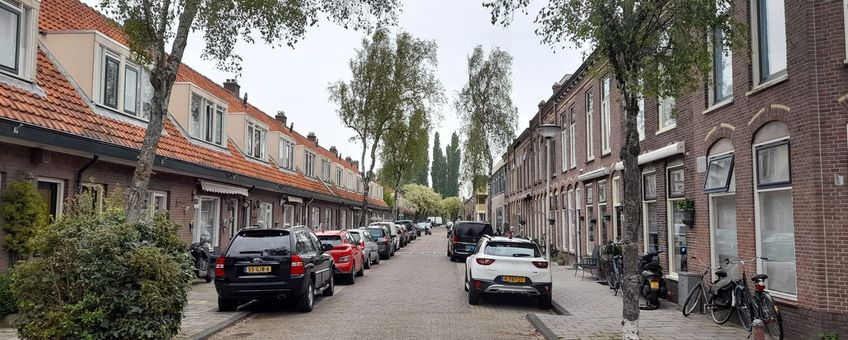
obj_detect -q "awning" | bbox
[577,168,609,182]
[285,196,304,204]
[199,180,249,196]
[614,142,686,171]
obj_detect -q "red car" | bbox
[316,230,366,284]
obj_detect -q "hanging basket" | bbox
[682,210,695,227]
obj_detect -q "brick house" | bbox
[0,0,389,271]
[501,0,848,337]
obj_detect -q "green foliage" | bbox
[401,184,443,217]
[0,181,49,258]
[431,132,447,194]
[413,131,431,186]
[440,196,463,221]
[444,132,462,197]
[675,198,695,211]
[0,272,16,317]
[820,331,840,340]
[382,186,396,208]
[380,108,432,191]
[455,46,517,192]
[11,194,193,339]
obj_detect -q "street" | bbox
[210,227,546,339]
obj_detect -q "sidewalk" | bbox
[528,266,750,340]
[0,281,247,340]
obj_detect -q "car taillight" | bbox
[291,255,304,275]
[476,258,495,265]
[532,261,549,269]
[452,234,459,243]
[339,256,350,263]
[214,257,225,278]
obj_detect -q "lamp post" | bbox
[538,124,561,262]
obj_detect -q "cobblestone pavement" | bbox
[211,228,547,339]
[533,266,751,340]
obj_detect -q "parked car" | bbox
[396,220,418,238]
[348,228,380,268]
[464,235,552,308]
[214,226,334,313]
[447,221,493,262]
[369,222,400,254]
[417,222,431,235]
[396,224,410,247]
[365,225,394,259]
[316,230,365,284]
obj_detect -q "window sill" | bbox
[702,98,734,115]
[746,74,789,97]
[768,291,798,304]
[601,150,611,157]
[665,274,678,281]
[655,125,676,135]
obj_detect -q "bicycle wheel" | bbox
[682,283,703,316]
[709,293,734,324]
[736,288,755,331]
[759,294,784,340]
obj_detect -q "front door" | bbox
[37,179,63,220]
[194,197,221,246]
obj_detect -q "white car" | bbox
[464,236,552,309]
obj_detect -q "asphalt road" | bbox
[211,227,547,339]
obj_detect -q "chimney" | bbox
[352,160,359,170]
[223,79,240,98]
[289,123,294,132]
[307,132,318,145]
[275,110,287,125]
[552,82,561,94]
[329,146,338,157]
[345,156,352,164]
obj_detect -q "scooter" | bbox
[639,250,668,310]
[190,238,214,283]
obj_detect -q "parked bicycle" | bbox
[599,241,624,296]
[681,256,735,324]
[728,256,784,340]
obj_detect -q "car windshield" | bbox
[366,228,384,238]
[350,232,362,243]
[227,230,291,256]
[317,235,343,246]
[484,242,540,257]
[456,223,493,237]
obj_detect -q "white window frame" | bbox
[258,202,273,228]
[283,204,294,227]
[304,150,316,177]
[123,64,139,115]
[245,120,267,159]
[560,117,568,172]
[569,117,576,169]
[657,96,676,133]
[612,176,621,241]
[709,28,734,107]
[38,177,64,218]
[567,189,575,253]
[148,190,168,212]
[585,93,594,161]
[96,47,153,121]
[190,92,226,146]
[0,0,35,81]
[600,78,611,155]
[642,171,658,252]
[637,96,645,141]
[81,183,105,213]
[279,137,295,170]
[336,166,342,185]
[193,196,221,246]
[750,0,788,87]
[321,158,331,182]
[666,165,685,279]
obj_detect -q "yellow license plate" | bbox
[502,276,527,284]
[245,266,272,274]
[650,281,660,289]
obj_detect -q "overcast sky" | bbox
[111,1,589,191]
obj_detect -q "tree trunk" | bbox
[619,94,643,340]
[393,182,400,220]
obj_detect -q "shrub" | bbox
[0,272,15,317]
[11,193,193,339]
[0,181,49,258]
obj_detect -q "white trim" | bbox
[38,177,64,218]
[613,142,686,170]
[577,167,609,182]
[750,0,788,87]
[745,73,788,97]
[193,196,221,246]
[702,97,734,115]
[585,91,595,161]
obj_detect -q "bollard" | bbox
[751,319,765,340]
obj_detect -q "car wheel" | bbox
[374,254,381,264]
[364,254,371,269]
[218,297,239,312]
[348,263,357,284]
[322,271,334,297]
[538,294,552,309]
[356,261,365,277]
[204,271,213,283]
[296,277,314,313]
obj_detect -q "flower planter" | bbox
[682,210,695,227]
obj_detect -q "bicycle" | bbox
[607,254,623,296]
[681,256,734,324]
[727,256,784,340]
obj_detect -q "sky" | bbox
[91,0,589,192]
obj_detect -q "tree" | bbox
[455,46,518,214]
[431,132,447,194]
[330,28,444,226]
[440,196,463,222]
[401,184,442,221]
[0,181,49,260]
[414,133,431,186]
[445,132,462,197]
[485,1,739,337]
[98,0,401,222]
[379,108,431,220]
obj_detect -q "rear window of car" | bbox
[484,242,540,257]
[227,230,291,256]
[318,235,343,246]
[349,232,362,243]
[366,228,384,238]
[456,223,493,237]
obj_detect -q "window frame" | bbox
[102,52,121,110]
[637,95,645,141]
[844,0,848,63]
[709,27,734,106]
[600,79,611,154]
[703,153,735,193]
[190,92,226,146]
[122,64,139,115]
[754,139,792,189]
[585,93,594,161]
[193,196,221,246]
[0,1,21,75]
[304,150,316,177]
[279,138,295,170]
[642,170,658,253]
[38,177,65,219]
[667,166,686,198]
[666,164,686,279]
[561,113,568,172]
[751,0,788,85]
[245,120,267,159]
[657,96,676,133]
[148,190,168,212]
[80,183,105,213]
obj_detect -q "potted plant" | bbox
[556,252,568,266]
[676,198,695,227]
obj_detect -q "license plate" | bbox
[502,276,527,284]
[650,281,660,289]
[466,245,475,252]
[245,266,271,274]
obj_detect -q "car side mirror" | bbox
[322,244,333,252]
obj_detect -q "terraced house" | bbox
[500,0,848,337]
[0,0,388,271]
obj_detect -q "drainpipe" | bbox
[75,155,99,193]
[304,196,315,228]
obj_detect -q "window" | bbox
[668,167,685,198]
[756,140,791,188]
[103,54,120,109]
[637,96,645,141]
[123,66,139,114]
[597,181,606,203]
[642,173,658,253]
[245,121,266,159]
[711,28,733,104]
[336,167,342,185]
[658,97,676,131]
[567,189,575,252]
[642,173,657,201]
[191,94,225,145]
[561,114,568,171]
[0,0,33,79]
[612,177,621,241]
[258,202,273,228]
[845,0,848,61]
[585,185,595,252]
[81,183,105,213]
[283,205,294,227]
[148,190,168,212]
[585,93,594,160]
[279,139,294,169]
[753,0,787,83]
[321,158,331,182]
[569,110,576,168]
[37,178,64,220]
[304,151,316,177]
[310,207,320,228]
[704,154,734,192]
[600,79,611,154]
[667,166,687,278]
[193,196,220,246]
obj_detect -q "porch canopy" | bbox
[199,180,249,196]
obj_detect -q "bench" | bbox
[574,245,601,280]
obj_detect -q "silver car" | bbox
[348,229,380,268]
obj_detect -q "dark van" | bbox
[447,221,493,261]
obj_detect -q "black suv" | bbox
[447,221,493,262]
[214,226,335,313]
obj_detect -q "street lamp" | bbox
[538,124,561,262]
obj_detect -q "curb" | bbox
[526,313,558,340]
[191,311,250,340]
[551,300,571,316]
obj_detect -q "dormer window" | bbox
[98,47,154,120]
[304,151,316,177]
[0,0,35,80]
[321,158,331,182]
[279,138,294,170]
[336,166,342,185]
[245,120,266,159]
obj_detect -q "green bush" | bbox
[11,194,193,339]
[0,272,16,317]
[0,181,49,258]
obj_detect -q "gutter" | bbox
[75,155,99,193]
